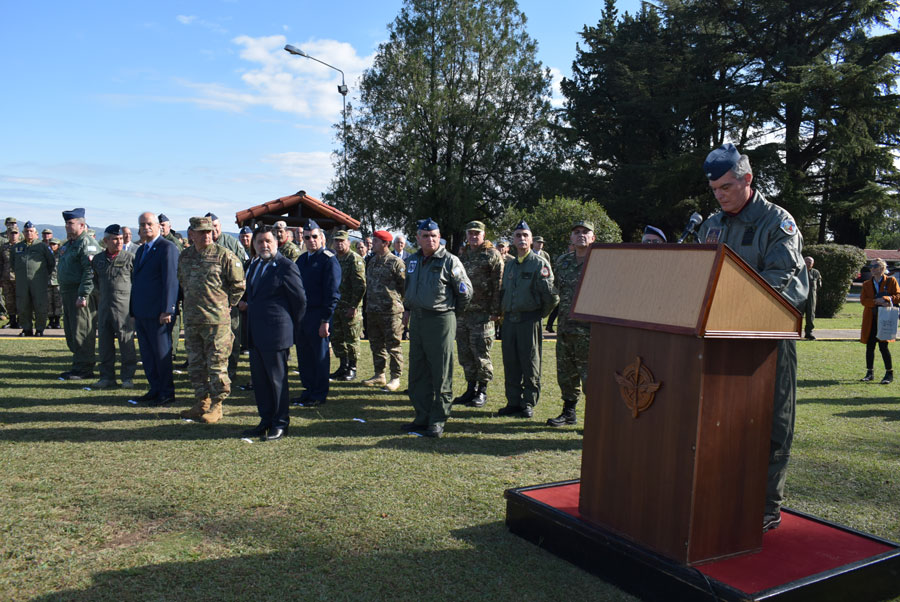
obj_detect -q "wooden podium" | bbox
[571,244,802,565]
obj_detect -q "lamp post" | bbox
[284,44,349,202]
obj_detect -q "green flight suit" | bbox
[58,231,102,374]
[92,250,137,383]
[14,239,55,331]
[404,246,472,427]
[698,190,809,514]
[500,250,558,409]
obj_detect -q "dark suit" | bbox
[131,236,179,399]
[246,254,306,428]
[296,249,341,403]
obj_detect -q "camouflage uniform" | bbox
[332,248,366,373]
[47,243,62,326]
[92,249,138,383]
[455,239,503,406]
[554,251,591,412]
[365,252,406,380]
[0,235,19,323]
[279,241,302,262]
[58,230,102,376]
[14,238,55,332]
[178,237,245,415]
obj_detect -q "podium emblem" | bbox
[614,356,662,418]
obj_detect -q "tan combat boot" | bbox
[383,377,401,392]
[198,401,223,424]
[180,397,211,420]
[362,373,386,387]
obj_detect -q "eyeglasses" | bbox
[303,234,319,240]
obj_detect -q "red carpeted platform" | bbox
[507,480,900,601]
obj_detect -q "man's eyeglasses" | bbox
[304,234,319,240]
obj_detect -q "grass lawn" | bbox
[815,298,864,331]
[0,336,898,601]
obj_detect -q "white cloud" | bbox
[547,66,565,109]
[264,151,335,197]
[177,15,196,25]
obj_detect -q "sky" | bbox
[0,0,646,230]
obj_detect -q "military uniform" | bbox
[58,224,102,377]
[331,245,366,379]
[0,234,18,326]
[552,250,590,423]
[47,241,62,328]
[404,237,472,434]
[364,249,406,385]
[14,237,55,334]
[162,231,185,251]
[92,246,137,385]
[178,222,246,423]
[805,266,822,338]
[215,231,249,380]
[279,240,302,262]
[500,250,558,414]
[699,144,809,529]
[455,235,503,407]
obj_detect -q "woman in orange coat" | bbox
[859,258,900,383]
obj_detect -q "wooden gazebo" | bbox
[234,190,360,233]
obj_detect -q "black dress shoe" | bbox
[241,423,270,438]
[135,391,157,402]
[239,382,254,391]
[59,370,73,379]
[422,424,444,438]
[18,329,33,337]
[517,406,534,418]
[497,405,521,416]
[148,396,175,407]
[265,426,288,441]
[400,422,428,432]
[66,371,95,381]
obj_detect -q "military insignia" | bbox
[780,219,797,235]
[614,356,662,419]
[540,266,550,277]
[407,259,417,273]
[459,282,467,293]
[740,226,756,246]
[704,228,722,244]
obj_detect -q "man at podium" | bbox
[698,143,809,533]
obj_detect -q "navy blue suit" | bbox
[295,248,341,402]
[246,254,306,428]
[131,236,179,399]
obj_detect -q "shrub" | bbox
[804,243,867,318]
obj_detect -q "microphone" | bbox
[677,212,703,244]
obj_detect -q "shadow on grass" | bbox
[0,423,248,443]
[797,379,843,387]
[797,396,897,407]
[834,408,900,422]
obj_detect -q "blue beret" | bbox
[24,220,34,229]
[416,217,439,231]
[204,212,219,221]
[239,226,252,235]
[62,208,85,221]
[305,219,321,231]
[643,225,667,242]
[158,213,170,223]
[514,219,531,232]
[104,224,122,236]
[703,143,741,180]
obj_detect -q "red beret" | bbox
[373,230,393,242]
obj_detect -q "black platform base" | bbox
[505,480,900,602]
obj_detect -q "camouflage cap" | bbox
[49,238,61,245]
[333,230,350,240]
[190,216,214,232]
[572,219,595,232]
[42,228,53,235]
[274,220,288,230]
[465,220,485,232]
[533,235,545,243]
[5,217,16,225]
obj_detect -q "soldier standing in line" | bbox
[401,218,472,438]
[498,220,558,418]
[804,256,823,340]
[41,228,53,244]
[206,212,248,381]
[532,235,552,264]
[45,238,63,329]
[329,230,366,381]
[159,214,185,251]
[92,224,138,389]
[274,221,302,261]
[178,216,245,423]
[453,220,503,408]
[57,208,102,380]
[0,226,20,329]
[362,230,406,390]
[239,226,253,258]
[14,221,55,336]
[547,220,595,427]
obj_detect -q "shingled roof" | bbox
[234,190,360,230]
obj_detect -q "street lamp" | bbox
[284,44,349,201]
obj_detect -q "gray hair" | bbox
[731,154,753,179]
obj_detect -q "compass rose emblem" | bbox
[614,356,662,418]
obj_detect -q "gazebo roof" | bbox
[234,190,360,230]
[864,249,900,262]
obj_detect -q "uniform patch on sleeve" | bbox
[540,266,550,278]
[459,282,467,293]
[407,259,417,273]
[704,229,722,244]
[780,219,798,236]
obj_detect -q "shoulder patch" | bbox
[459,281,467,294]
[540,266,550,278]
[780,219,798,236]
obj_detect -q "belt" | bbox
[505,310,542,323]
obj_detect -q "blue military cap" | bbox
[643,225,667,242]
[24,220,34,229]
[239,226,252,235]
[104,224,122,236]
[703,143,741,180]
[204,212,219,221]
[416,217,439,231]
[305,218,321,231]
[514,219,531,232]
[158,213,170,223]
[62,208,85,221]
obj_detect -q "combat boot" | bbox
[452,381,476,405]
[198,400,223,424]
[362,373,386,387]
[468,382,487,408]
[181,397,211,420]
[330,358,348,381]
[341,361,357,381]
[861,369,875,382]
[383,377,401,392]
[8,315,19,329]
[547,401,578,427]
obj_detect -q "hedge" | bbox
[803,243,867,318]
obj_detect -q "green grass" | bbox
[0,337,898,601]
[816,297,864,330]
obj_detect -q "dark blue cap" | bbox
[239,226,252,235]
[703,143,741,180]
[305,219,321,231]
[416,217,439,231]
[24,220,34,229]
[204,212,219,221]
[104,224,122,236]
[643,225,667,242]
[158,213,170,223]
[62,208,85,221]
[514,219,531,232]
